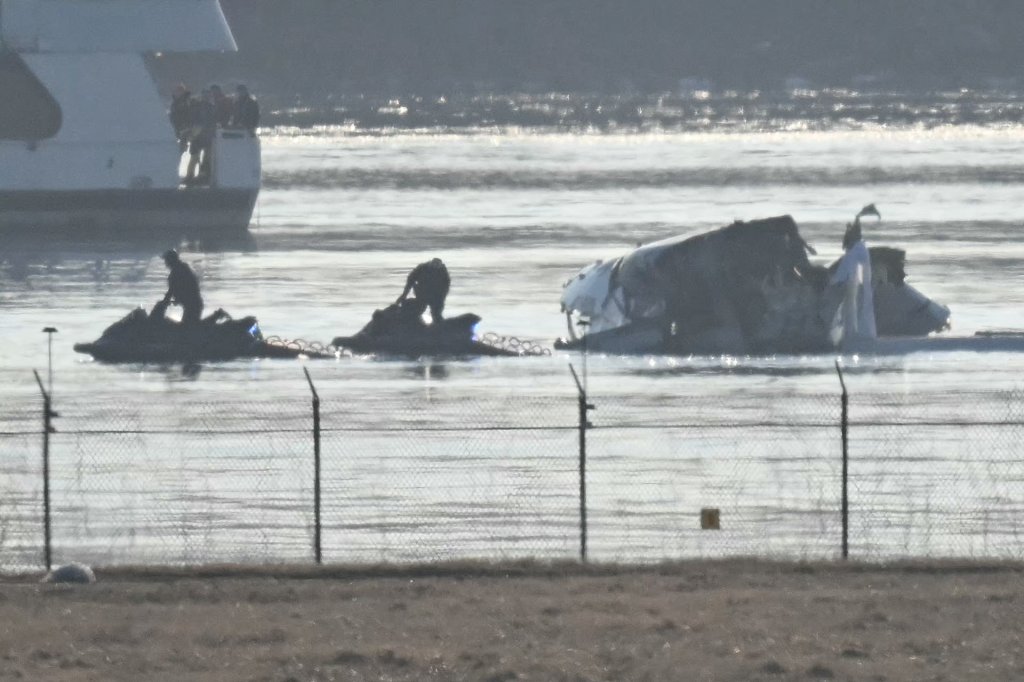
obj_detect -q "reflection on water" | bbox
[407,361,450,381]
[2,229,257,259]
[264,90,1024,134]
[263,165,1024,191]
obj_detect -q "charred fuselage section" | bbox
[557,215,950,355]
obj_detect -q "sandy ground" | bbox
[1,560,1023,681]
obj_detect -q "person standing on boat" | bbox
[230,84,261,134]
[169,83,192,153]
[161,250,204,325]
[397,258,450,324]
[210,84,233,128]
[829,205,878,342]
[185,89,216,184]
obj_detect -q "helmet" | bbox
[162,249,179,263]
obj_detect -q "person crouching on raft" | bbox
[396,258,450,324]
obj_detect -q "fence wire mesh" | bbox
[589,392,842,561]
[0,398,43,571]
[2,382,1024,570]
[847,389,1024,559]
[44,400,312,568]
[320,394,578,563]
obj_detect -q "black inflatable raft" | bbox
[332,301,521,357]
[74,302,326,362]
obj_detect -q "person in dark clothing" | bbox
[185,89,216,184]
[230,84,260,134]
[162,250,204,325]
[169,83,192,153]
[396,258,450,324]
[210,84,233,128]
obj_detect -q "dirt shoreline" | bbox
[2,559,1022,681]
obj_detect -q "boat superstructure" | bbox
[0,0,260,236]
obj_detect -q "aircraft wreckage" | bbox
[557,208,1024,356]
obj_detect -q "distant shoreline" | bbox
[150,1,1024,102]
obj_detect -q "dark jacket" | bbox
[190,97,217,148]
[169,91,192,138]
[402,259,450,303]
[166,261,203,311]
[231,95,261,132]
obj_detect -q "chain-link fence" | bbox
[589,391,843,561]
[0,397,43,571]
[319,393,578,563]
[848,389,1024,558]
[3,373,1024,571]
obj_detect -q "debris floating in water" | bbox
[478,332,551,357]
[262,336,337,358]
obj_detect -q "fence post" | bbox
[569,364,594,563]
[303,367,322,565]
[32,370,55,572]
[835,360,849,560]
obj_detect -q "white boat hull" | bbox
[0,10,261,239]
[0,187,257,235]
